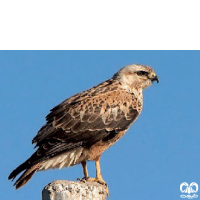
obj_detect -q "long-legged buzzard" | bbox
[8,64,159,189]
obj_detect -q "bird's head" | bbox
[113,64,159,90]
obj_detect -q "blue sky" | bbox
[1,51,200,200]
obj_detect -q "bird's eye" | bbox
[136,71,148,76]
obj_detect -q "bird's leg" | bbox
[81,161,89,180]
[95,156,106,185]
[80,158,109,195]
[81,157,106,184]
[95,156,109,195]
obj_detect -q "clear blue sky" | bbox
[1,51,200,200]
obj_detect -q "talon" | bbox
[96,179,107,186]
[81,179,86,183]
[84,177,96,182]
[78,176,87,183]
[85,177,107,185]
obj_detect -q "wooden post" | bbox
[42,180,108,200]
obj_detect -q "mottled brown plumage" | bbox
[8,64,159,189]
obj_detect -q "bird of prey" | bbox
[8,64,159,189]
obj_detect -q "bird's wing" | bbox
[31,80,140,162]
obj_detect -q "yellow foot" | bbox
[86,177,107,185]
[79,177,109,196]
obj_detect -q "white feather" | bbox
[38,147,84,171]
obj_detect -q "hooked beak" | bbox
[152,75,159,83]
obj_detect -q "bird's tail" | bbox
[8,159,41,189]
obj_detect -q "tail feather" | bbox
[14,163,40,189]
[8,160,28,181]
[8,159,41,189]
